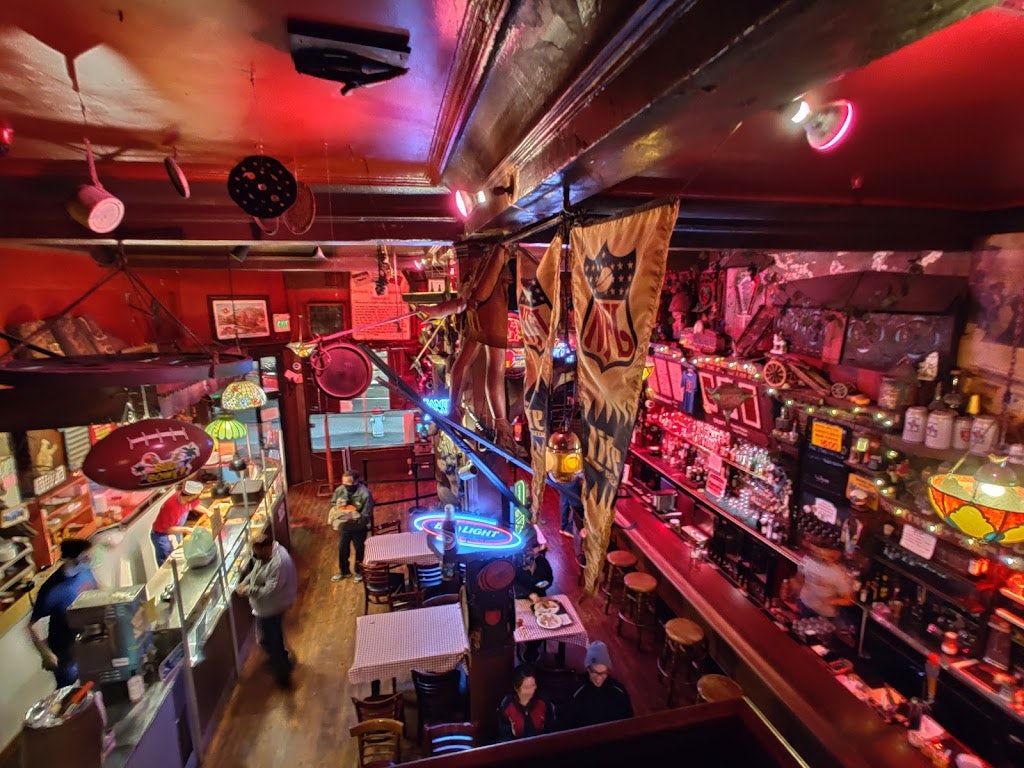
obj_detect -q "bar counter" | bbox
[611,490,932,768]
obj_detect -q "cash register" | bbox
[67,584,152,685]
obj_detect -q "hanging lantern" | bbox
[545,429,583,483]
[221,380,268,410]
[927,455,1024,545]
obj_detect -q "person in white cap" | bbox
[565,641,634,729]
[151,479,207,566]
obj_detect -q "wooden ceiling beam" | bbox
[459,0,997,237]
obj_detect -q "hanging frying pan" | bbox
[252,216,280,236]
[282,180,316,234]
[311,341,373,400]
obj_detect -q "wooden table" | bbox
[514,595,588,667]
[348,604,468,696]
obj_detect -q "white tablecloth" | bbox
[363,531,440,567]
[348,604,468,686]
[513,595,589,648]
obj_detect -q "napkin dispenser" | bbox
[651,490,677,513]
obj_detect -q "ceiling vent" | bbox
[287,18,410,95]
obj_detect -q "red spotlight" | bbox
[803,99,854,152]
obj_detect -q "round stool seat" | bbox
[606,550,637,569]
[697,674,743,703]
[665,618,704,647]
[623,571,657,593]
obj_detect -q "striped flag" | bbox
[572,201,679,591]
[519,236,562,522]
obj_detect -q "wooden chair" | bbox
[422,590,462,608]
[414,562,443,592]
[411,667,466,744]
[424,722,477,756]
[349,717,403,768]
[373,519,400,535]
[535,662,583,714]
[388,588,426,612]
[362,562,406,614]
[352,692,407,737]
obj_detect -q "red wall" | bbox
[0,247,289,349]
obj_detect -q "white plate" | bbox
[536,613,561,630]
[533,599,560,614]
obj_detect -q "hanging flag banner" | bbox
[519,237,562,521]
[572,201,679,592]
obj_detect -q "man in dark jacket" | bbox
[565,641,634,729]
[330,470,374,582]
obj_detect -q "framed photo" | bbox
[307,302,349,337]
[208,296,272,341]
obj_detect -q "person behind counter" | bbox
[791,535,855,619]
[27,538,97,688]
[151,479,207,567]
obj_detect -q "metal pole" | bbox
[171,557,205,766]
[215,533,242,677]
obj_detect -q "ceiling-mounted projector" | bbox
[287,18,410,95]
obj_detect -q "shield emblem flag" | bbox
[571,201,679,592]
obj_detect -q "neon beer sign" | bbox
[412,513,524,553]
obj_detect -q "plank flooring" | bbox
[195,473,683,766]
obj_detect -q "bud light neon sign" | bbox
[412,513,524,553]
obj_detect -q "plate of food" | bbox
[533,599,561,615]
[536,612,562,630]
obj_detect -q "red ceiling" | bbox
[644,7,1024,210]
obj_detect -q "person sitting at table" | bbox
[564,641,634,729]
[513,533,554,663]
[513,534,553,600]
[497,664,557,741]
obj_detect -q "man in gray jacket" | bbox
[236,530,298,688]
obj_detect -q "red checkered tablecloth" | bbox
[513,596,589,647]
[348,604,468,686]
[363,531,440,567]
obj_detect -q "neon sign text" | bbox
[412,513,524,552]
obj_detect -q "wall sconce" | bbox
[788,98,855,152]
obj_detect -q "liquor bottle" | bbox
[877,573,891,602]
[441,504,458,582]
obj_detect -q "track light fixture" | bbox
[453,176,516,219]
[230,245,250,263]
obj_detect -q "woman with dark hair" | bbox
[496,664,556,741]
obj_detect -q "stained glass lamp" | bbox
[928,455,1024,545]
[204,415,248,498]
[221,380,267,410]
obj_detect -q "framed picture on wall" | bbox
[307,302,349,337]
[208,296,272,341]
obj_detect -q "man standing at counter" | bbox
[27,538,97,688]
[236,530,297,689]
[330,471,374,582]
[151,479,206,567]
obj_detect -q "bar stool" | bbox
[601,550,638,614]
[616,571,658,650]
[696,674,743,703]
[657,618,706,706]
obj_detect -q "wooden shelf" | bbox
[882,435,963,463]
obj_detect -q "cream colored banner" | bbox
[572,201,679,592]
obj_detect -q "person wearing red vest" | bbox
[497,664,556,741]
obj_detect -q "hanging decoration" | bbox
[83,418,212,491]
[573,199,679,593]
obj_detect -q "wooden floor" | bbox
[203,474,687,767]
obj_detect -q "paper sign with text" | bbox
[900,525,937,560]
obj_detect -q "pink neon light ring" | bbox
[808,100,854,152]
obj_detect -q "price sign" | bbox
[810,421,845,455]
[899,525,937,561]
[813,498,838,525]
[707,452,724,475]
